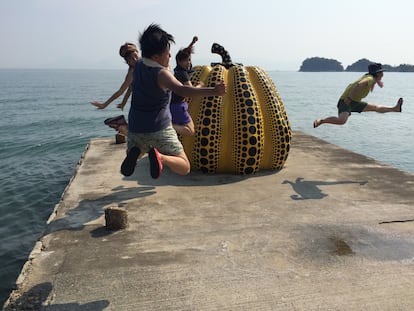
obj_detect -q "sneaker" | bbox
[148,147,162,179]
[104,115,126,126]
[120,146,141,176]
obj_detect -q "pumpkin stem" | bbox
[211,43,234,69]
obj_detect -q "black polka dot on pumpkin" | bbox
[200,138,209,146]
[246,158,256,165]
[245,99,253,106]
[248,147,257,156]
[244,167,254,174]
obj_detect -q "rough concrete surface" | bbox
[3,131,414,311]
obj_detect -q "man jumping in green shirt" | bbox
[313,63,403,128]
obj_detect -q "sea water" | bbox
[0,69,413,305]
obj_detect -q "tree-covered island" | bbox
[299,57,414,72]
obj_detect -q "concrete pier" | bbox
[3,131,414,310]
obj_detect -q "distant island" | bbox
[299,57,414,72]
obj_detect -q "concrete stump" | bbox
[105,206,128,230]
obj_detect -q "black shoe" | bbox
[104,115,126,125]
[148,147,163,179]
[120,147,141,176]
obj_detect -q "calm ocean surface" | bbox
[0,69,413,304]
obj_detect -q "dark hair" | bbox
[175,49,192,63]
[368,62,385,77]
[119,43,138,63]
[175,36,198,63]
[139,24,175,58]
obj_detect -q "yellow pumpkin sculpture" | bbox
[180,43,292,175]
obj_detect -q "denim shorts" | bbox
[127,126,184,156]
[337,99,368,115]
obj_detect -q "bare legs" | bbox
[159,151,190,175]
[169,120,194,174]
[313,97,403,128]
[121,148,190,177]
[173,119,195,136]
[363,97,403,113]
[314,112,349,128]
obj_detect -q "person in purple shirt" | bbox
[170,36,203,137]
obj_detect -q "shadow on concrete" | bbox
[3,282,109,311]
[282,177,367,200]
[127,159,281,187]
[89,226,113,238]
[43,185,155,236]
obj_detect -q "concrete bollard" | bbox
[105,206,128,230]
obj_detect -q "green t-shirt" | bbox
[340,74,375,101]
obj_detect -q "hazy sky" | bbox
[1,0,413,71]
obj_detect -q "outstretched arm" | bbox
[91,67,133,109]
[158,69,226,97]
[117,86,132,110]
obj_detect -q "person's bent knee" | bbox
[337,112,349,125]
[182,165,191,175]
[182,128,195,136]
[182,124,195,136]
[182,158,191,175]
[173,124,194,137]
[171,152,191,175]
[175,162,190,175]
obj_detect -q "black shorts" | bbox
[337,99,367,115]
